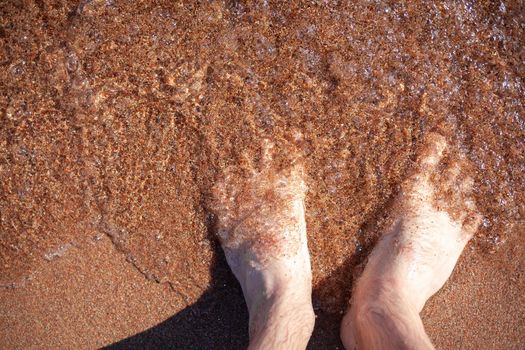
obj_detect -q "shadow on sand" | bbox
[104,206,384,350]
[103,244,369,350]
[103,243,250,350]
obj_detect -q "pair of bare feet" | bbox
[210,134,481,350]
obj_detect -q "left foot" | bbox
[210,141,315,350]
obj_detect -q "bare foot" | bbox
[340,133,482,350]
[211,140,315,350]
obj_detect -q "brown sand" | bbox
[1,0,524,349]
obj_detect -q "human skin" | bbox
[210,141,315,350]
[340,133,481,350]
[211,134,480,350]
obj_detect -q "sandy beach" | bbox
[1,1,524,348]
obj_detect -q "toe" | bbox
[259,139,275,169]
[420,132,447,170]
[462,212,482,238]
[458,174,475,194]
[444,161,461,183]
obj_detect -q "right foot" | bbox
[341,133,482,350]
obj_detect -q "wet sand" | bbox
[1,0,524,349]
[1,231,523,349]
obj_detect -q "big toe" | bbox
[420,132,447,171]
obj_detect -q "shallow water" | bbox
[1,0,524,319]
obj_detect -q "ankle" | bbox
[248,285,315,350]
[249,296,314,350]
[346,289,434,350]
[243,254,312,315]
[249,281,314,329]
[356,273,428,313]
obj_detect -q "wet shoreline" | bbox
[1,1,524,348]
